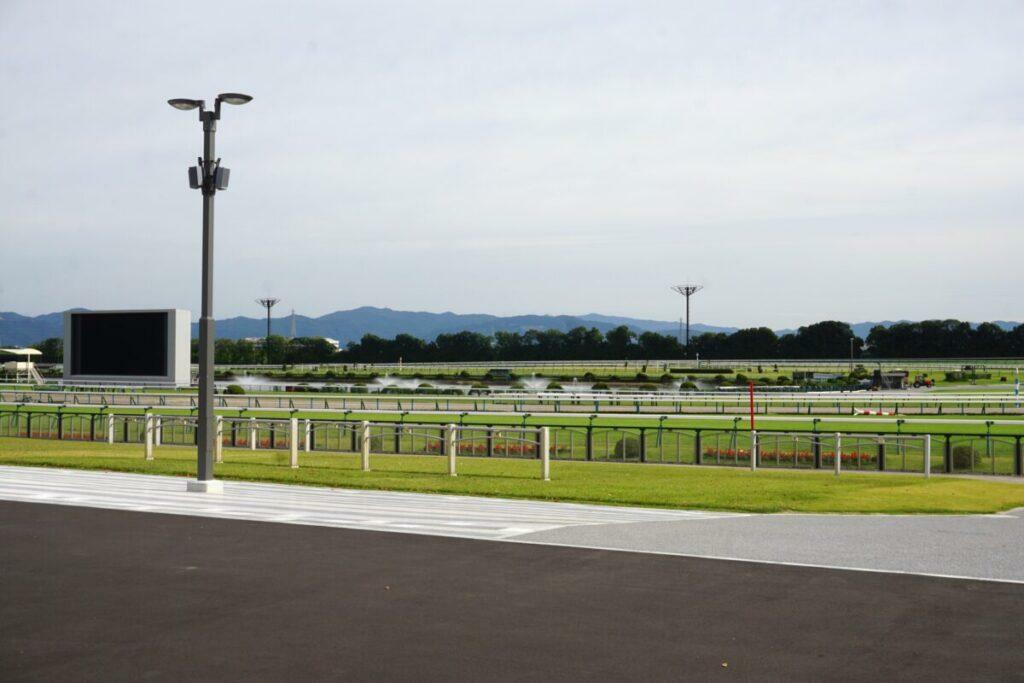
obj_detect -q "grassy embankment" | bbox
[1,437,1022,514]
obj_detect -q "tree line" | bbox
[30,319,1024,365]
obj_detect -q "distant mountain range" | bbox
[0,307,1019,348]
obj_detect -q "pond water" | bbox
[215,374,715,394]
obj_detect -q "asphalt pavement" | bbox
[2,500,1023,680]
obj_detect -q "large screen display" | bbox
[70,312,168,376]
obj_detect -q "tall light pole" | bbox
[169,92,253,492]
[256,298,279,364]
[670,284,703,355]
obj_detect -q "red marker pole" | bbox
[748,381,755,431]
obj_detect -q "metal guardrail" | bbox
[3,388,1024,416]
[2,408,1020,478]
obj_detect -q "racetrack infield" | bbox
[1,501,1022,681]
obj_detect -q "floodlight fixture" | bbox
[670,284,704,354]
[168,98,203,111]
[217,93,253,105]
[168,90,252,489]
[256,298,280,364]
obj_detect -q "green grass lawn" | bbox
[2,437,1022,515]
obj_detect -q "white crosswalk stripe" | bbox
[0,466,742,539]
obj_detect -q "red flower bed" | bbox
[703,448,877,464]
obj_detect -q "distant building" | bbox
[323,337,341,350]
[872,370,909,389]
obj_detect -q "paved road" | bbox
[2,501,1023,680]
[522,510,1024,583]
[0,466,1021,582]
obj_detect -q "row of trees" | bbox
[30,319,1024,365]
[340,320,1024,362]
[866,321,1024,358]
[342,322,866,362]
[197,336,339,365]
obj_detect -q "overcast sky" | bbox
[1,1,1022,327]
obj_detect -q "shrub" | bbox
[635,373,650,382]
[591,382,610,390]
[946,370,992,382]
[711,374,727,384]
[613,437,642,461]
[224,384,245,395]
[418,382,434,389]
[510,381,526,389]
[775,376,791,385]
[583,372,596,381]
[659,373,674,384]
[951,445,975,470]
[471,382,488,389]
[679,381,697,390]
[546,383,564,390]
[639,383,658,391]
[735,373,749,385]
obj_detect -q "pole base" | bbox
[187,479,224,493]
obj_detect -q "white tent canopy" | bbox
[0,348,42,357]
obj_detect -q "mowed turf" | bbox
[2,437,1022,514]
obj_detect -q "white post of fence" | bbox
[144,412,154,460]
[154,416,162,446]
[750,430,758,471]
[249,417,257,451]
[289,418,299,468]
[360,421,371,471]
[834,433,842,476]
[107,414,115,444]
[446,424,458,477]
[304,419,311,452]
[540,426,550,481]
[924,434,931,479]
[215,416,224,464]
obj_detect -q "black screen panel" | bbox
[71,312,168,376]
